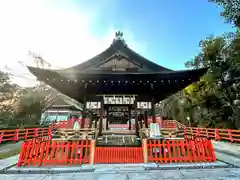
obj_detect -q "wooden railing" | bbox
[184,127,240,143]
[0,127,53,144]
[56,128,98,140]
[1,119,240,144]
[139,127,184,139]
[17,138,216,166]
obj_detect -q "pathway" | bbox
[212,141,240,167]
[0,167,240,180]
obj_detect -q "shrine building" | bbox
[27,31,207,136]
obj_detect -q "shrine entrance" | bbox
[86,95,152,137]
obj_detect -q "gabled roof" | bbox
[26,31,208,102]
[58,32,172,74]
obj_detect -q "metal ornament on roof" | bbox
[112,31,127,45]
[115,31,123,40]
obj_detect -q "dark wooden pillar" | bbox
[134,98,139,137]
[139,114,143,129]
[99,97,104,136]
[144,110,148,128]
[94,116,98,128]
[128,106,131,130]
[81,83,88,128]
[89,113,92,128]
[81,93,87,128]
[151,97,156,123]
[106,108,109,130]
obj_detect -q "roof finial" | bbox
[112,31,127,46]
[115,31,123,40]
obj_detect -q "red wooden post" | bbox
[196,128,200,138]
[48,128,52,139]
[228,129,233,142]
[215,129,220,141]
[17,142,26,167]
[0,131,4,143]
[184,127,187,139]
[142,139,148,163]
[14,129,19,142]
[24,129,28,139]
[34,128,39,138]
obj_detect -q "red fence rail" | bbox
[0,128,52,144]
[17,139,91,167]
[94,147,143,164]
[184,127,240,143]
[146,139,216,163]
[1,119,240,144]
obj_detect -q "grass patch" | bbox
[0,149,20,160]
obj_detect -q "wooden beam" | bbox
[128,106,131,130]
[134,97,139,137]
[89,139,96,165]
[81,83,88,128]
[144,110,148,128]
[151,97,156,123]
[99,97,104,136]
[106,108,109,130]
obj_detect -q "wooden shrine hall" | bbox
[27,31,207,136]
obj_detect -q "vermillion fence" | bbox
[146,139,216,163]
[17,139,92,167]
[1,119,240,144]
[184,127,240,143]
[0,128,52,144]
[17,138,217,166]
[94,147,143,164]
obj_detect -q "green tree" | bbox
[209,0,240,28]
[0,71,19,127]
[157,31,240,129]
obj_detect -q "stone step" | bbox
[96,135,141,147]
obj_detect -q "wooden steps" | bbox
[96,135,141,147]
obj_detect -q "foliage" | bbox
[157,0,240,129]
[208,0,240,28]
[0,69,65,128]
[158,32,240,129]
[0,71,19,127]
[0,52,77,128]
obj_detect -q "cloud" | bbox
[0,0,147,86]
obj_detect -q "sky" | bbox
[0,0,235,86]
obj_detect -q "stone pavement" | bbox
[212,141,240,167]
[0,167,240,180]
[0,155,19,171]
[212,141,240,158]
